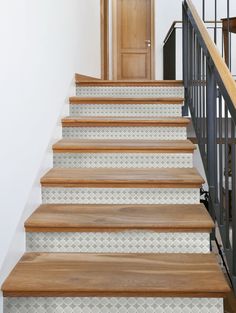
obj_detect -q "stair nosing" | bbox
[2,252,230,298]
[52,139,196,153]
[62,117,190,127]
[75,77,184,87]
[40,168,205,188]
[25,204,214,233]
[69,97,184,104]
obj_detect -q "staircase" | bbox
[2,78,230,312]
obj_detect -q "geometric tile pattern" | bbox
[26,232,210,253]
[70,104,182,117]
[6,85,214,312]
[53,153,193,168]
[63,127,187,140]
[4,297,223,313]
[76,86,185,98]
[42,188,200,204]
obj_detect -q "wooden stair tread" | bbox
[25,204,214,232]
[2,253,230,297]
[40,168,204,188]
[69,97,184,104]
[53,139,196,153]
[62,116,190,127]
[75,75,183,87]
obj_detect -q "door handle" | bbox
[145,40,151,47]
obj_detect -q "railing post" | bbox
[206,63,217,222]
[214,0,217,44]
[202,0,205,22]
[231,120,236,290]
[182,5,189,116]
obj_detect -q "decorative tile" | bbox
[53,153,193,168]
[4,297,223,313]
[42,188,200,204]
[76,86,184,98]
[63,127,187,140]
[26,232,210,253]
[70,104,182,117]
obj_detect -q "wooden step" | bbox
[40,168,204,188]
[62,116,190,127]
[2,253,230,297]
[75,74,183,87]
[69,97,184,104]
[53,139,196,153]
[25,204,213,233]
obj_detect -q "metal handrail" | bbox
[163,19,223,81]
[164,20,222,45]
[183,0,236,292]
[163,21,182,44]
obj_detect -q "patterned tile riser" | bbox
[70,104,182,117]
[53,153,193,168]
[4,297,223,313]
[42,188,200,204]
[62,127,187,140]
[26,232,210,253]
[76,86,184,98]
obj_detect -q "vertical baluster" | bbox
[202,0,205,22]
[231,119,236,284]
[197,40,201,132]
[191,28,194,114]
[199,47,203,147]
[203,54,207,165]
[206,64,217,221]
[188,20,192,103]
[193,33,196,121]
[219,92,224,225]
[183,5,188,115]
[225,105,230,249]
[214,0,217,44]
[227,0,231,70]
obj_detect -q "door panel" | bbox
[121,54,147,79]
[115,0,154,80]
[121,0,148,50]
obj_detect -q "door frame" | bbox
[100,0,109,80]
[112,0,155,80]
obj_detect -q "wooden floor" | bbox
[2,253,230,297]
[25,203,214,232]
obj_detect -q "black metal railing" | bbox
[163,21,222,81]
[202,0,234,71]
[183,0,236,292]
[164,0,236,80]
[163,21,182,80]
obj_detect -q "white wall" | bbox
[0,0,101,311]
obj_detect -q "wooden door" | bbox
[113,0,154,80]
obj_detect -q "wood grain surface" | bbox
[69,97,184,104]
[53,139,196,153]
[61,116,190,127]
[40,167,205,188]
[2,253,230,297]
[25,203,214,232]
